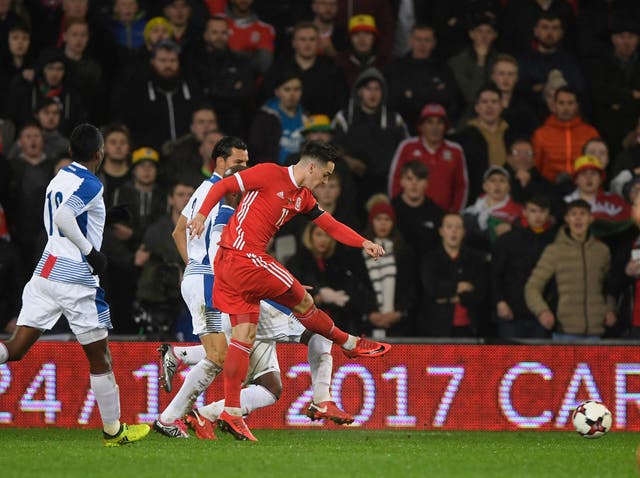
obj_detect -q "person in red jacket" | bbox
[388,103,468,212]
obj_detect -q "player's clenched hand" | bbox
[362,240,384,260]
[187,213,206,238]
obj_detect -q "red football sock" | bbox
[224,339,252,409]
[294,305,349,345]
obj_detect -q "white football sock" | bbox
[342,335,357,350]
[160,358,221,423]
[307,334,333,403]
[0,343,8,364]
[172,345,206,366]
[198,385,277,421]
[90,372,121,435]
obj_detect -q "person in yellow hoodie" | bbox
[525,199,616,340]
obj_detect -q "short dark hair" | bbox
[151,39,181,58]
[191,103,216,121]
[582,137,607,154]
[401,160,429,180]
[554,86,578,102]
[212,136,247,161]
[169,178,195,196]
[69,123,104,163]
[299,141,339,164]
[411,23,435,35]
[9,20,30,35]
[525,195,551,210]
[508,137,533,151]
[565,198,591,214]
[475,83,502,104]
[102,122,131,143]
[293,21,319,36]
[536,11,563,28]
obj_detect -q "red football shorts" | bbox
[213,247,306,320]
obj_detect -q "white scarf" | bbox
[364,238,396,312]
[464,194,511,230]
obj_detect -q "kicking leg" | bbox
[0,326,42,364]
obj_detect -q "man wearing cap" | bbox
[388,103,468,213]
[333,67,407,206]
[114,147,167,246]
[588,15,640,158]
[563,155,632,240]
[263,21,346,117]
[385,24,462,133]
[335,14,385,88]
[112,39,201,151]
[335,0,395,61]
[462,165,522,250]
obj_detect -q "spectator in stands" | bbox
[112,39,201,150]
[418,213,488,337]
[335,14,385,89]
[611,193,640,338]
[448,14,499,113]
[361,195,416,337]
[225,0,275,74]
[335,0,396,62]
[62,19,106,124]
[588,16,640,159]
[333,67,407,206]
[7,122,54,269]
[490,54,539,137]
[0,1,22,57]
[263,22,346,117]
[313,171,359,231]
[311,0,347,57]
[540,69,568,120]
[249,70,307,165]
[391,160,444,256]
[388,103,467,212]
[0,21,34,118]
[160,105,218,186]
[455,84,516,202]
[7,48,86,135]
[114,147,168,248]
[134,179,194,339]
[583,137,610,174]
[500,0,576,56]
[563,155,632,241]
[518,13,586,114]
[98,123,132,209]
[503,138,554,205]
[110,0,147,51]
[0,199,24,334]
[463,165,523,250]
[492,196,555,339]
[287,221,377,335]
[9,98,68,161]
[163,0,200,50]
[611,118,640,196]
[525,199,617,341]
[195,129,224,180]
[532,86,599,184]
[184,16,254,137]
[386,24,462,133]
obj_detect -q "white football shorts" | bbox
[17,275,112,337]
[181,274,223,335]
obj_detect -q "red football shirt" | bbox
[220,163,317,252]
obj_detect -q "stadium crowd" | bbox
[2,0,640,341]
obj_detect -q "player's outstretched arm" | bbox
[313,212,384,259]
[186,175,241,238]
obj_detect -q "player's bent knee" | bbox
[292,292,314,314]
[254,372,282,400]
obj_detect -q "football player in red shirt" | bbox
[188,141,390,440]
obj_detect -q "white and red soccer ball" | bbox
[572,400,612,439]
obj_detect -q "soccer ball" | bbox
[572,401,612,438]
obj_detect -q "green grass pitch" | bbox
[1,428,638,478]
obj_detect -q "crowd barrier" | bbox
[0,341,639,430]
